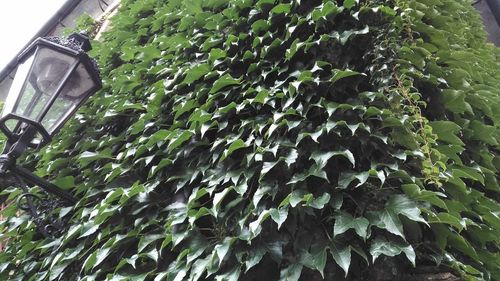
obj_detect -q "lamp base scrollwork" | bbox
[14,175,68,238]
[0,151,74,239]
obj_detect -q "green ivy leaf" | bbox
[77,150,112,167]
[138,234,163,253]
[370,238,416,266]
[305,193,331,209]
[271,3,291,14]
[334,213,369,240]
[330,69,364,84]
[369,194,427,239]
[53,176,75,190]
[245,246,266,272]
[214,237,236,267]
[430,121,464,146]
[310,150,355,169]
[270,207,288,229]
[330,242,351,277]
[188,256,211,281]
[301,243,327,277]
[402,184,447,210]
[343,0,358,9]
[251,19,270,34]
[167,130,194,153]
[210,74,241,93]
[221,139,247,161]
[182,64,211,85]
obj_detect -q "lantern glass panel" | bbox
[1,46,77,134]
[1,53,35,130]
[41,63,95,134]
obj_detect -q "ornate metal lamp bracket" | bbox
[13,174,67,238]
[0,145,75,238]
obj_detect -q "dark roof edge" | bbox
[0,0,82,83]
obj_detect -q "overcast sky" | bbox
[0,0,67,70]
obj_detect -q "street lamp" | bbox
[0,32,101,237]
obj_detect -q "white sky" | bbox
[0,0,67,70]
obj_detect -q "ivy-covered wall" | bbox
[0,0,499,280]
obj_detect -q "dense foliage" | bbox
[0,0,498,280]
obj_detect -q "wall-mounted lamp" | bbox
[0,32,101,237]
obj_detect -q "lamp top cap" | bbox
[67,31,92,52]
[40,31,92,54]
